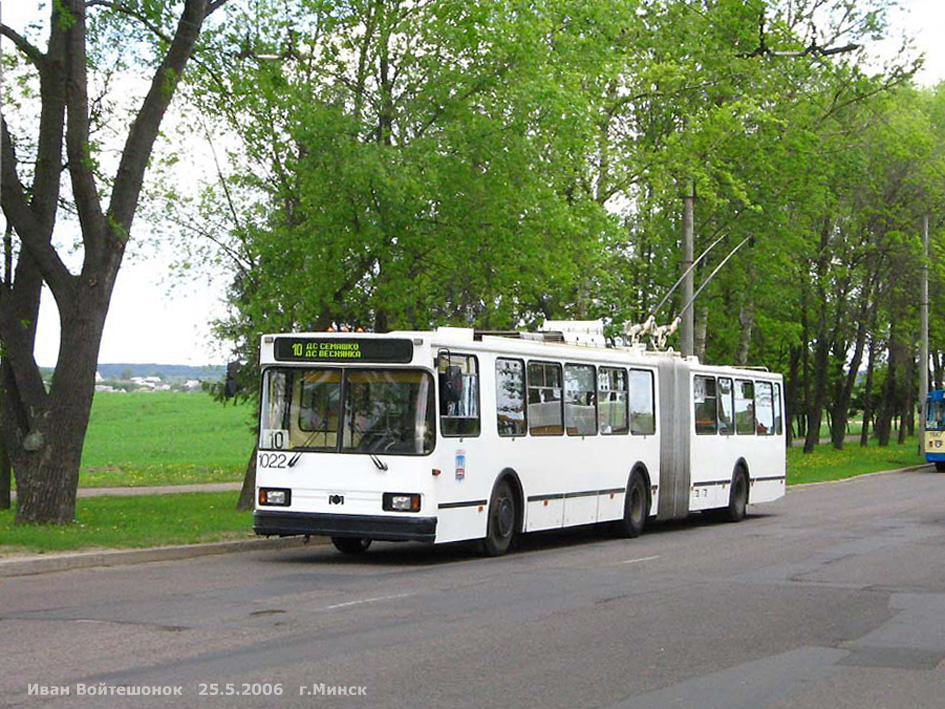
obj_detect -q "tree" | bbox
[0,0,227,524]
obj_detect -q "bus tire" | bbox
[332,537,372,554]
[615,470,648,538]
[724,466,749,523]
[936,461,945,472]
[481,479,516,557]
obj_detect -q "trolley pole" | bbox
[920,214,930,457]
[681,183,695,358]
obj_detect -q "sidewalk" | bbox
[9,481,242,501]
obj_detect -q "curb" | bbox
[0,535,319,578]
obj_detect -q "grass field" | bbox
[0,492,254,556]
[78,391,255,487]
[786,435,923,484]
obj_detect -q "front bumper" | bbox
[254,511,437,542]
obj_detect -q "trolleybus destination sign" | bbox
[273,337,414,363]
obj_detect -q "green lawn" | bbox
[78,391,255,487]
[0,492,255,555]
[787,435,923,484]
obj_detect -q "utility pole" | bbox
[681,183,695,358]
[920,213,930,456]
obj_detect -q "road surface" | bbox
[3,467,945,708]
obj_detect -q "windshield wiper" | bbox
[369,454,389,471]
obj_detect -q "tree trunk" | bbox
[0,436,10,510]
[237,444,258,511]
[829,298,870,450]
[3,292,108,524]
[899,351,915,443]
[784,346,802,448]
[876,337,900,447]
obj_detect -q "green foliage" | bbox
[176,0,944,454]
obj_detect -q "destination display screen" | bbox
[273,337,414,364]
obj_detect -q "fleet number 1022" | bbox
[258,453,288,468]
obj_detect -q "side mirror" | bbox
[224,361,241,399]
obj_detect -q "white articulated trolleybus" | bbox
[253,322,786,555]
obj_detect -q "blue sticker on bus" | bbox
[455,450,466,480]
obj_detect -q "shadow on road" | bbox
[263,511,774,568]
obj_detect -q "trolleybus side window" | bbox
[565,364,597,436]
[527,361,564,436]
[735,380,755,435]
[438,353,480,437]
[694,375,717,435]
[755,381,775,435]
[630,369,656,435]
[718,377,734,436]
[496,358,527,437]
[598,367,629,435]
[773,383,783,435]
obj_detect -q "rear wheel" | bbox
[725,467,749,522]
[615,470,648,538]
[481,480,516,556]
[332,537,372,554]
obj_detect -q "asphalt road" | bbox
[3,468,945,709]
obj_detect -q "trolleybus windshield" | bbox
[927,397,945,432]
[260,368,435,455]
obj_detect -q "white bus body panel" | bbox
[255,330,785,546]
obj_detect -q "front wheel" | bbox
[481,480,516,556]
[615,470,648,538]
[332,537,372,554]
[935,461,945,473]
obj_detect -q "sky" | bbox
[4,0,945,367]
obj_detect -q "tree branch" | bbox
[0,24,45,69]
[63,0,108,261]
[1,120,73,298]
[108,0,214,235]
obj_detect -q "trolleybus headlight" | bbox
[383,493,421,512]
[259,488,291,506]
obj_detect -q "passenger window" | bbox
[598,367,629,435]
[694,375,717,435]
[496,358,527,437]
[774,383,783,435]
[527,361,564,435]
[755,381,774,435]
[565,364,597,436]
[735,380,755,435]
[438,353,480,437]
[718,377,734,436]
[630,369,656,435]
